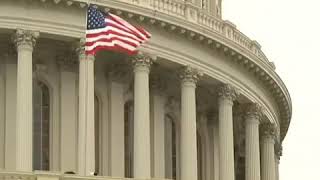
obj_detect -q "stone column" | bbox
[77,40,95,176]
[57,55,77,173]
[179,65,202,180]
[132,53,154,178]
[217,84,239,180]
[107,66,126,177]
[150,76,166,178]
[245,103,262,180]
[260,123,276,180]
[13,29,39,171]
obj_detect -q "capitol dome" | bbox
[0,1,292,180]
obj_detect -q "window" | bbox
[33,81,50,170]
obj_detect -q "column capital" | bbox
[179,65,203,85]
[74,38,88,60]
[217,84,239,102]
[244,103,263,123]
[131,52,156,72]
[13,29,39,50]
[260,122,276,141]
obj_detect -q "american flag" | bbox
[85,5,151,55]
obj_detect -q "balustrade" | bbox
[112,0,269,64]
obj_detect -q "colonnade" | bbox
[6,29,280,180]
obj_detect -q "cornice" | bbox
[0,0,291,141]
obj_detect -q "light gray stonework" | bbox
[0,0,292,180]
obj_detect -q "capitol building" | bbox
[0,0,292,180]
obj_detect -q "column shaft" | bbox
[86,56,95,175]
[78,51,95,176]
[133,67,151,178]
[180,81,197,180]
[179,66,202,180]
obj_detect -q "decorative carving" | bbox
[260,122,276,140]
[179,65,203,84]
[217,84,239,102]
[12,29,39,49]
[74,38,86,58]
[244,103,263,122]
[131,52,156,71]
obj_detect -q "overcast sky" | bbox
[223,0,320,179]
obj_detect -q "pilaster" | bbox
[107,64,127,177]
[57,53,78,173]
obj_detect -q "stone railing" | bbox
[0,171,173,180]
[151,0,186,18]
[117,0,269,63]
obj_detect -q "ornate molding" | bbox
[179,65,203,84]
[74,38,86,58]
[12,29,39,50]
[244,103,263,122]
[131,52,156,71]
[217,84,240,102]
[260,122,276,140]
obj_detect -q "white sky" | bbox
[223,0,320,179]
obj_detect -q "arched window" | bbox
[94,95,100,174]
[33,80,50,170]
